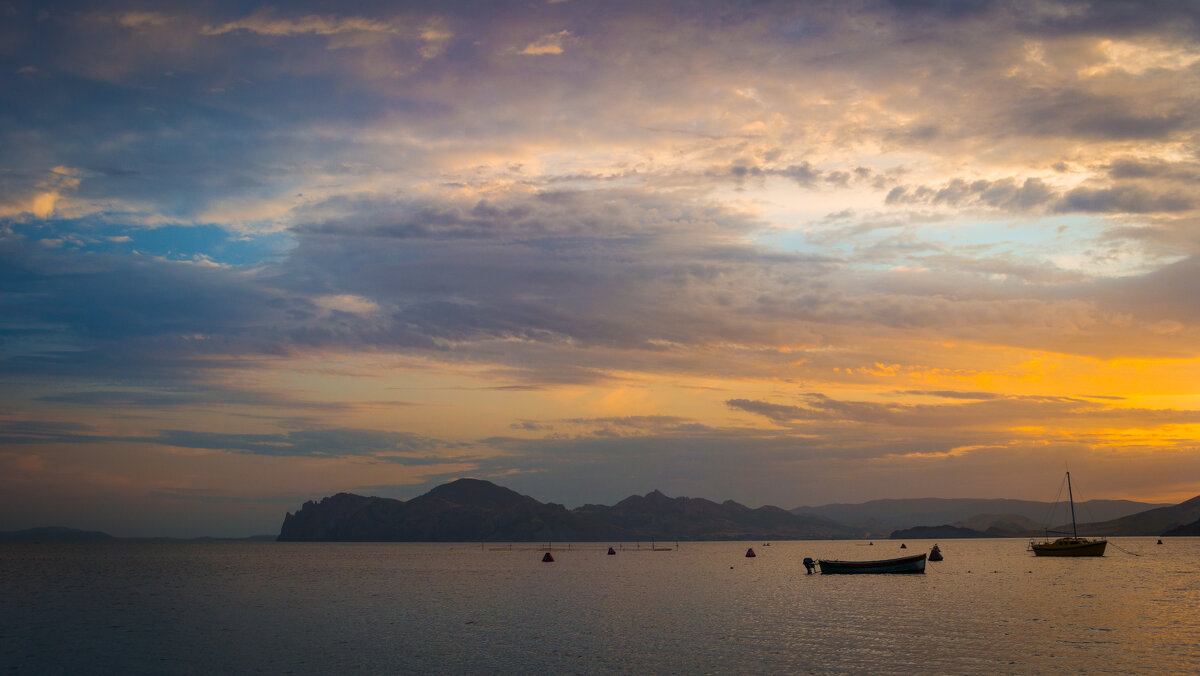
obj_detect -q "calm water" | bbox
[2,538,1197,674]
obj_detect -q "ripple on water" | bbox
[2,538,1200,674]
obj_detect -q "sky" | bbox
[3,0,1200,537]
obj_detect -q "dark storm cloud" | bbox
[0,236,292,382]
[1012,0,1200,36]
[880,1,1200,44]
[727,162,826,187]
[7,172,1200,396]
[279,189,840,361]
[885,177,1056,211]
[1106,158,1200,182]
[0,186,842,387]
[1012,91,1192,142]
[885,174,1194,218]
[1058,185,1194,214]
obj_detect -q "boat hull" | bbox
[818,553,927,574]
[1030,538,1107,557]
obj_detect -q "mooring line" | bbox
[1108,541,1140,556]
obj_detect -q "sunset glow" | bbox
[3,0,1200,536]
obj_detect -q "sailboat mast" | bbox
[1066,471,1077,538]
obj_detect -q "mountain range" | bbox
[0,527,276,543]
[277,479,863,541]
[276,478,1199,542]
[8,480,1197,542]
[790,497,1170,536]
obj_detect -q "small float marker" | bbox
[607,547,616,555]
[899,543,906,549]
[745,547,756,558]
[542,552,554,562]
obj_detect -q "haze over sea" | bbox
[3,538,1197,674]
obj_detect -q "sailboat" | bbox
[1029,471,1107,557]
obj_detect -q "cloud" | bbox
[0,418,463,465]
[884,176,1057,212]
[1058,185,1194,214]
[155,428,455,461]
[8,0,1200,533]
[313,294,380,316]
[727,393,1200,430]
[519,30,573,55]
[201,11,402,39]
[0,166,81,220]
[896,390,1002,400]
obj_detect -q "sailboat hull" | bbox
[1032,472,1106,557]
[1030,538,1107,557]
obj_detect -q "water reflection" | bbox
[2,538,1198,673]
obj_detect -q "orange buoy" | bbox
[542,552,554,562]
[745,547,756,558]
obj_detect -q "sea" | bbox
[2,537,1197,674]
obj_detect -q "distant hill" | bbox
[889,525,990,539]
[1161,517,1200,536]
[278,479,866,542]
[0,527,118,543]
[930,495,1200,538]
[278,479,627,542]
[954,513,1044,535]
[1075,495,1200,536]
[792,497,1169,537]
[574,490,864,540]
[0,527,279,543]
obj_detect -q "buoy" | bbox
[607,547,616,555]
[868,542,874,546]
[900,543,906,549]
[745,547,756,558]
[542,552,554,562]
[1157,539,1164,545]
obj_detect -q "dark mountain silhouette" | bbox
[954,513,1043,535]
[1161,517,1200,536]
[888,496,1200,538]
[792,497,1168,537]
[1075,494,1200,536]
[278,478,628,542]
[575,490,864,540]
[0,527,278,543]
[889,525,990,539]
[0,527,118,543]
[279,479,865,541]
